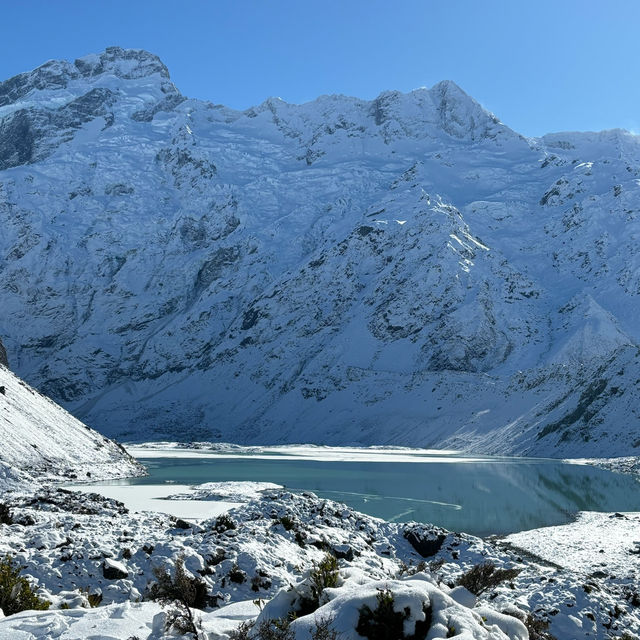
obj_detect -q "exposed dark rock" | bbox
[0,110,35,169]
[404,527,447,557]
[196,246,241,292]
[0,48,168,111]
[0,88,116,170]
[0,60,75,108]
[104,183,134,196]
[102,559,128,580]
[0,337,8,367]
[131,93,186,122]
[74,47,170,81]
[332,544,355,561]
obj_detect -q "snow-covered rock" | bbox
[261,574,528,639]
[2,48,640,456]
[0,487,638,638]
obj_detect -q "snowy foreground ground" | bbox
[0,475,639,639]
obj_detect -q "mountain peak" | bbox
[430,79,466,95]
[73,47,170,81]
[0,47,170,109]
[364,80,509,143]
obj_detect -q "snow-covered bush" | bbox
[0,555,50,615]
[0,502,12,525]
[148,555,209,636]
[254,574,528,640]
[215,514,237,532]
[279,515,296,531]
[356,587,431,639]
[228,562,247,584]
[304,553,340,612]
[148,555,209,609]
[456,562,521,596]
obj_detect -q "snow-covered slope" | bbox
[2,47,640,456]
[0,358,143,487]
[1,486,636,638]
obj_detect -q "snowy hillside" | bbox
[0,357,143,488]
[1,47,640,456]
[1,485,637,638]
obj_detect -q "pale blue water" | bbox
[114,453,640,536]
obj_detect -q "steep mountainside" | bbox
[1,47,640,456]
[0,357,143,488]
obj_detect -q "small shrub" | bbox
[398,560,429,578]
[229,620,253,639]
[356,588,431,640]
[80,586,103,608]
[149,556,210,609]
[311,615,339,640]
[279,515,296,531]
[0,503,13,525]
[164,603,205,638]
[254,618,294,640]
[356,589,408,640]
[525,613,557,640]
[251,573,272,592]
[428,559,443,572]
[228,562,247,584]
[455,562,521,596]
[206,549,226,566]
[0,555,50,615]
[148,555,210,637]
[214,514,237,532]
[88,592,103,608]
[310,554,339,602]
[298,553,340,616]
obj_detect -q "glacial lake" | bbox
[90,446,640,537]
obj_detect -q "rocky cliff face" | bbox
[0,337,7,368]
[1,48,640,456]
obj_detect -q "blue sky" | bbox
[1,1,638,137]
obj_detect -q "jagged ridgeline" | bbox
[1,47,640,456]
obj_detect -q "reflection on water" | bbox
[110,456,640,536]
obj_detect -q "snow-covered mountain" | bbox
[1,47,640,456]
[0,341,142,487]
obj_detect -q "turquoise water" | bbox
[116,453,640,536]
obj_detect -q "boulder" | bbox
[102,558,128,580]
[404,526,447,558]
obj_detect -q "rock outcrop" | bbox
[0,338,8,368]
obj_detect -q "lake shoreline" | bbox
[62,443,640,538]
